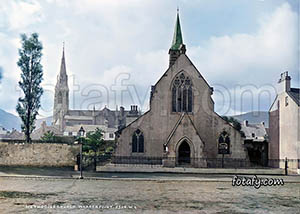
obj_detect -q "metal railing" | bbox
[81,155,300,169]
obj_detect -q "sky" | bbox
[0,0,299,118]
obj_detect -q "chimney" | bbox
[130,105,138,115]
[243,120,248,127]
[120,106,124,117]
[278,71,291,93]
[41,121,47,132]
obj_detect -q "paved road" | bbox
[0,166,300,182]
[0,167,300,213]
[0,175,300,213]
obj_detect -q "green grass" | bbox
[0,191,57,199]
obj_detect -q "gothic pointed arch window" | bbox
[132,129,144,153]
[58,92,63,104]
[172,72,193,112]
[218,131,230,154]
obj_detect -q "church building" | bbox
[52,46,140,139]
[115,12,249,167]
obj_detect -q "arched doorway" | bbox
[178,140,191,165]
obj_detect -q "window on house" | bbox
[252,133,255,138]
[109,133,114,138]
[285,96,288,106]
[172,72,193,113]
[132,129,144,153]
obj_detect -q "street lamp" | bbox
[78,126,85,179]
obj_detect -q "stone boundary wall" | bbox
[0,140,80,167]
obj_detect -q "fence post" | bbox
[80,143,83,179]
[285,157,288,176]
[222,154,224,168]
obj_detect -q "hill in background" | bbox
[0,109,21,131]
[231,111,269,127]
[0,108,269,131]
[0,108,53,131]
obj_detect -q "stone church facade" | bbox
[53,46,140,139]
[115,13,249,167]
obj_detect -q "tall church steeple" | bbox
[169,9,186,67]
[59,43,67,82]
[53,43,69,130]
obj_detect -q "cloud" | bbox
[188,3,298,114]
[0,67,2,81]
[0,0,44,31]
[0,1,298,117]
[189,3,297,86]
[0,32,21,114]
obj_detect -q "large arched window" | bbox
[172,72,193,112]
[132,129,144,153]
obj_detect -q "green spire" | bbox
[170,10,183,51]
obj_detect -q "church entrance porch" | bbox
[177,140,191,166]
[244,140,268,167]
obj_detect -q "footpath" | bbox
[96,164,286,175]
[0,166,300,182]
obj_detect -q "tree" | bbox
[82,128,105,154]
[222,116,242,131]
[16,33,43,143]
[41,131,56,142]
[80,128,106,171]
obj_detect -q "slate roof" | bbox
[241,122,267,142]
[288,88,300,106]
[65,107,140,129]
[0,129,24,140]
[31,122,61,140]
[64,124,116,134]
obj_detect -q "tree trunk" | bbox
[26,109,31,143]
[93,155,97,171]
